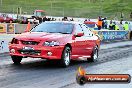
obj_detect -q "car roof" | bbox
[84,21,96,24]
[44,21,83,25]
[35,10,45,12]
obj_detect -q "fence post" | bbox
[63,8,64,17]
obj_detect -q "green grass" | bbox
[0,0,132,20]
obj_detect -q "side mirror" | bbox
[75,33,84,37]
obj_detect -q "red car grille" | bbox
[19,50,41,55]
[21,41,39,45]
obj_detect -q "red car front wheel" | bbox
[60,47,71,67]
[11,56,22,65]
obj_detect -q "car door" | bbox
[72,24,87,57]
[81,24,96,56]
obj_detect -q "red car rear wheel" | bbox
[88,46,98,62]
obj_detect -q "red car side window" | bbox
[81,24,93,37]
[75,24,84,35]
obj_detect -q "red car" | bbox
[4,16,13,23]
[0,14,13,23]
[0,16,4,23]
[9,21,100,67]
[84,21,98,30]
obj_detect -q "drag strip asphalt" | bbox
[0,41,132,88]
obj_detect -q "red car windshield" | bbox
[31,22,74,34]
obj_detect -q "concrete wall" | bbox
[0,34,17,53]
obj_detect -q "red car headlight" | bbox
[43,41,60,46]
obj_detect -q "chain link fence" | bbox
[0,4,131,21]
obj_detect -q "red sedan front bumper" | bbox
[9,44,64,60]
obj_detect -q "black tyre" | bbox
[60,47,71,67]
[88,46,98,62]
[11,56,22,64]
